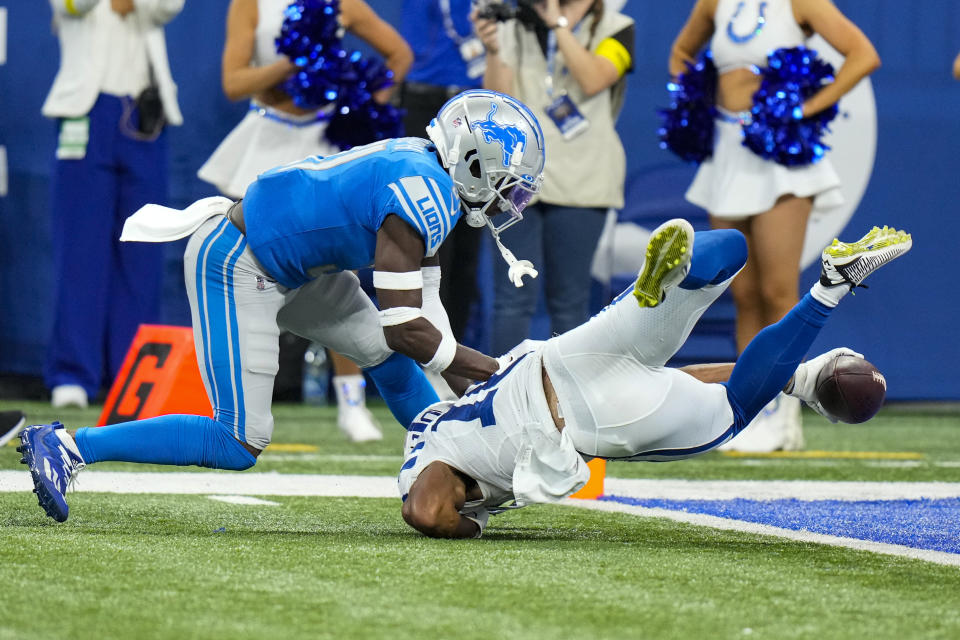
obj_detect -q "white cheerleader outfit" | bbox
[197,0,338,198]
[685,0,843,219]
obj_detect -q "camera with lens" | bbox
[475,0,544,30]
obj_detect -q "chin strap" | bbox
[491,230,538,287]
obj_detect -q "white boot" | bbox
[718,392,804,453]
[333,375,383,443]
[51,385,88,409]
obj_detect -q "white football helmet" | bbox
[426,90,546,286]
[427,89,545,234]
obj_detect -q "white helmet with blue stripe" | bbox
[426,90,546,286]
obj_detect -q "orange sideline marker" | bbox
[97,325,212,426]
[570,458,605,500]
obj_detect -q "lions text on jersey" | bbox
[242,138,462,288]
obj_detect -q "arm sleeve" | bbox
[593,23,635,76]
[420,266,455,345]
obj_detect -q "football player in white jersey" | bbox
[399,219,912,538]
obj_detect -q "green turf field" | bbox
[1,399,959,639]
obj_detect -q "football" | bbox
[815,355,887,423]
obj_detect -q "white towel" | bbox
[120,196,233,243]
[513,424,590,506]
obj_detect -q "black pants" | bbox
[401,83,484,342]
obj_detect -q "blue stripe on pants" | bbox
[195,219,249,442]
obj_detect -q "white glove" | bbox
[787,347,864,423]
[495,339,545,373]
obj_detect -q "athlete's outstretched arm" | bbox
[375,215,498,381]
[402,462,481,538]
[679,363,798,392]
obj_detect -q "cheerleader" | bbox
[199,0,412,442]
[670,0,879,450]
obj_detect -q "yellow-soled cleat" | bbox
[633,218,695,308]
[820,226,912,290]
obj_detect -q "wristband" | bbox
[373,270,424,290]
[378,306,423,327]
[424,332,457,373]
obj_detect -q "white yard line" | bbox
[0,470,398,498]
[207,495,280,506]
[564,498,960,568]
[3,470,959,566]
[3,471,958,502]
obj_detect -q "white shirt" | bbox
[42,0,184,125]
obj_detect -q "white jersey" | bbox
[398,272,743,528]
[397,350,590,513]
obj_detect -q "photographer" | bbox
[471,0,634,355]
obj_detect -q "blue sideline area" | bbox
[600,495,960,555]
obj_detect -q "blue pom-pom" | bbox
[325,59,403,149]
[657,51,717,165]
[742,46,839,166]
[326,101,405,150]
[276,0,347,109]
[275,0,405,148]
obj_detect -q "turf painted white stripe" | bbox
[4,471,959,565]
[4,472,958,502]
[207,495,280,506]
[604,478,960,501]
[0,471,397,498]
[566,498,960,568]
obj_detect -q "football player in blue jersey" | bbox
[18,90,546,523]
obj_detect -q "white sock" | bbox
[810,281,847,308]
[55,428,84,461]
[333,375,366,408]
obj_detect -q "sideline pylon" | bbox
[570,458,606,500]
[97,325,212,426]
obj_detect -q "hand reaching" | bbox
[787,347,864,422]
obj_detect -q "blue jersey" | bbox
[242,138,462,289]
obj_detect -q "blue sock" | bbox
[74,414,257,470]
[366,353,440,429]
[680,229,748,289]
[723,293,833,429]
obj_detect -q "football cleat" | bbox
[820,226,912,290]
[633,218,694,308]
[17,422,86,522]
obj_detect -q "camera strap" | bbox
[543,20,589,140]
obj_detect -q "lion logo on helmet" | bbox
[473,103,527,168]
